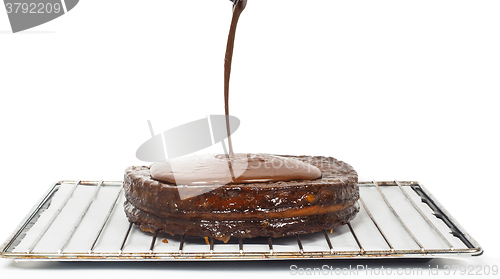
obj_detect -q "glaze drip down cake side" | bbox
[123,155,359,242]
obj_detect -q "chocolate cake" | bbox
[123,155,359,242]
[125,1,359,243]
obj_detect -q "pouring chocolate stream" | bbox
[224,0,247,159]
[223,0,247,180]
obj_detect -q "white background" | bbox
[1,0,499,278]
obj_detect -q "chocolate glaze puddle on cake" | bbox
[150,153,321,185]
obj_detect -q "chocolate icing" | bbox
[150,153,322,185]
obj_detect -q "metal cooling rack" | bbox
[1,180,482,261]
